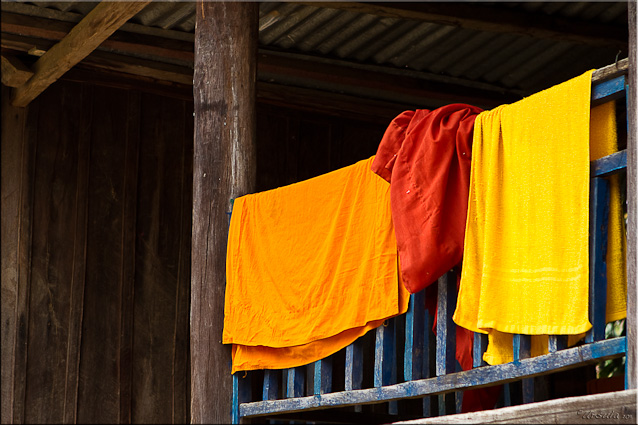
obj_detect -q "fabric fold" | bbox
[454,70,595,365]
[372,104,483,294]
[224,156,408,373]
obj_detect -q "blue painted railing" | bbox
[230,69,629,424]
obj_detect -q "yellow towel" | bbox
[590,101,627,323]
[479,101,628,363]
[454,71,595,365]
[224,156,409,373]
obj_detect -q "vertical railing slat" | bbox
[375,317,398,414]
[345,339,363,413]
[513,334,534,404]
[472,332,488,368]
[313,358,332,395]
[286,367,305,398]
[345,340,363,391]
[586,177,610,343]
[422,309,433,416]
[548,335,567,353]
[232,372,252,424]
[262,369,279,401]
[404,292,425,381]
[405,290,430,416]
[436,270,458,416]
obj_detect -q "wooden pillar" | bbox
[626,0,637,391]
[191,1,258,423]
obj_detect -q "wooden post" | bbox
[191,2,258,423]
[626,0,637,391]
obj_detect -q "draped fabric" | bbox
[224,157,408,373]
[590,101,627,323]
[454,70,594,365]
[373,104,500,412]
[372,104,483,294]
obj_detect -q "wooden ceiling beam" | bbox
[1,55,33,87]
[258,51,522,109]
[2,28,520,107]
[10,1,151,107]
[1,11,193,65]
[304,2,628,51]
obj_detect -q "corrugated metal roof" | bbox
[255,1,627,93]
[11,1,630,96]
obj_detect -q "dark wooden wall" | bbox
[2,71,395,424]
[1,79,193,424]
[256,102,389,192]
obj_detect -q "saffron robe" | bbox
[224,156,409,373]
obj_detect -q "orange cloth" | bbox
[372,104,483,294]
[224,156,409,373]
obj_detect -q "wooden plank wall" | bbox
[255,102,389,193]
[1,79,193,424]
[2,72,395,423]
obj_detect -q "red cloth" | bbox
[371,104,483,293]
[375,105,501,413]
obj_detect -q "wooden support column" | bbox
[191,2,258,423]
[626,0,637,391]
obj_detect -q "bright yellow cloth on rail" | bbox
[474,100,627,364]
[590,101,627,324]
[224,156,408,373]
[454,70,595,365]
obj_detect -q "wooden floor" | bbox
[393,389,637,424]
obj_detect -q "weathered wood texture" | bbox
[10,1,151,107]
[1,84,31,425]
[255,103,388,193]
[191,2,258,424]
[626,0,637,391]
[394,389,637,424]
[1,55,33,87]
[0,76,193,423]
[240,338,626,418]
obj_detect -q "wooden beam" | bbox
[2,27,518,108]
[1,11,194,65]
[10,1,150,107]
[81,50,193,86]
[410,389,637,424]
[303,2,628,50]
[191,1,258,423]
[1,55,33,87]
[258,51,522,109]
[240,338,626,418]
[257,82,413,123]
[626,0,637,392]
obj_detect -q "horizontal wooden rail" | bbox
[240,337,626,418]
[592,149,628,177]
[592,75,626,105]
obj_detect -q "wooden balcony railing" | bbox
[230,63,630,424]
